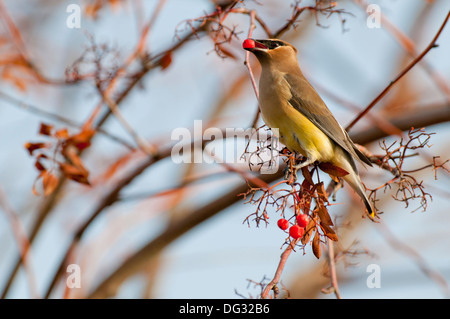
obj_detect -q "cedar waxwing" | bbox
[243,38,375,217]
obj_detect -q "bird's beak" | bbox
[242,38,268,52]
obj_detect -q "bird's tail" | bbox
[342,169,375,218]
[333,148,375,218]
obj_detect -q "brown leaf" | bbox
[55,128,69,139]
[317,204,334,226]
[300,197,311,214]
[301,218,316,245]
[301,178,312,192]
[160,51,173,70]
[315,182,329,203]
[39,123,53,136]
[66,128,95,151]
[312,231,321,259]
[34,159,46,172]
[318,162,349,178]
[24,142,46,155]
[59,162,90,185]
[42,171,59,196]
[301,167,315,187]
[60,126,95,155]
[64,146,86,169]
[32,177,41,196]
[320,223,338,241]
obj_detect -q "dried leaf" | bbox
[301,167,314,187]
[301,178,312,192]
[34,159,46,172]
[64,147,86,168]
[24,142,46,155]
[318,162,349,178]
[59,162,90,185]
[315,182,329,203]
[55,128,69,139]
[301,197,311,214]
[320,223,338,241]
[39,123,53,136]
[66,128,95,151]
[317,204,333,226]
[42,171,59,196]
[312,231,321,259]
[301,218,316,245]
[32,177,41,196]
[160,51,173,70]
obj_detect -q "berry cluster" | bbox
[277,214,310,239]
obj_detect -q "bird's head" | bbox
[242,38,298,68]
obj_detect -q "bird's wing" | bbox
[284,73,372,167]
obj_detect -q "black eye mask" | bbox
[255,40,286,50]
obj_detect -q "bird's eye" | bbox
[271,41,284,49]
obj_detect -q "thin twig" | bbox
[261,240,298,299]
[353,0,450,102]
[0,187,39,299]
[99,94,157,155]
[0,91,135,150]
[242,10,262,128]
[326,238,341,299]
[345,10,450,131]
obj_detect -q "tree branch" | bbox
[345,10,450,131]
[85,104,449,298]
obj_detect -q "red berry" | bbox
[296,214,310,228]
[242,39,255,49]
[277,218,289,230]
[289,225,305,239]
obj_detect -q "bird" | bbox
[243,38,375,217]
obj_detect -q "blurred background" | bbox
[0,0,449,299]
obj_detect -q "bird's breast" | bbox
[258,70,335,162]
